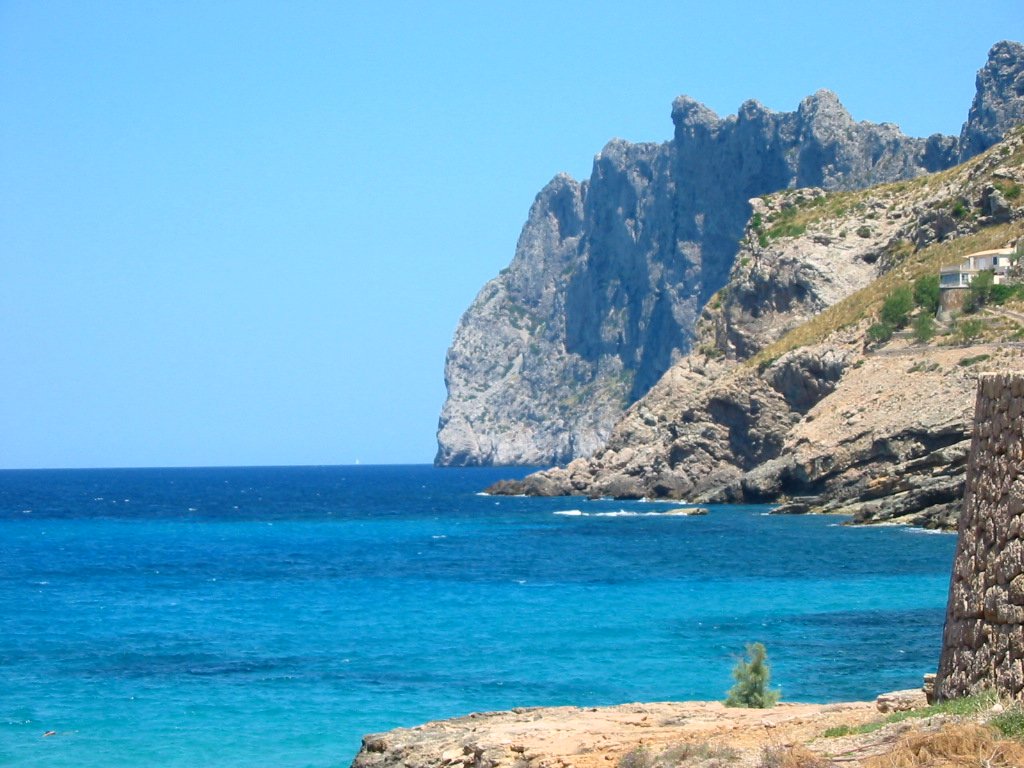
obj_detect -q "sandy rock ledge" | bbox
[351,701,883,768]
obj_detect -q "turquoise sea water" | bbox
[0,465,956,767]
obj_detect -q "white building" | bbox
[939,247,1016,288]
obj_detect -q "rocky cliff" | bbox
[960,40,1024,161]
[436,41,1024,467]
[488,125,1024,529]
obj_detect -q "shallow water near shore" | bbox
[0,465,956,767]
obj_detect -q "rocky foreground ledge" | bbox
[351,700,895,768]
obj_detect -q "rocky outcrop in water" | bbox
[437,42,1024,468]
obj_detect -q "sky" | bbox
[1,1,1021,469]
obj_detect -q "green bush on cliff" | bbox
[913,313,936,343]
[957,317,984,342]
[867,322,894,344]
[913,273,941,315]
[967,269,995,312]
[881,286,914,328]
[724,642,779,708]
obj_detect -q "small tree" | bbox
[913,313,935,343]
[881,286,914,328]
[867,322,894,344]
[913,274,941,315]
[958,317,984,342]
[967,270,995,312]
[725,642,780,708]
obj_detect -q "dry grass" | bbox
[740,125,1024,367]
[862,723,1024,768]
[749,220,1024,367]
[756,744,828,768]
[755,125,1023,236]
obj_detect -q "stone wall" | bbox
[937,287,968,321]
[935,372,1024,701]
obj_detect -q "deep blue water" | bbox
[0,465,956,767]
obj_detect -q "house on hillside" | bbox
[936,244,1020,319]
[938,247,1016,288]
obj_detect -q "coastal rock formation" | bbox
[437,42,1024,467]
[936,373,1024,701]
[745,344,997,529]
[489,125,1024,529]
[349,697,1024,768]
[351,701,881,768]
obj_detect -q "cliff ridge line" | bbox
[437,41,1024,468]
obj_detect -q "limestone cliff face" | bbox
[438,42,1024,468]
[960,41,1024,161]
[487,126,1024,529]
[437,93,959,466]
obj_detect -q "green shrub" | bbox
[994,179,1021,200]
[958,318,984,342]
[958,354,991,367]
[867,322,894,344]
[913,313,936,343]
[856,225,872,238]
[990,705,1024,739]
[767,222,806,240]
[881,286,914,328]
[913,274,941,314]
[968,269,995,311]
[821,692,998,739]
[725,642,779,708]
[822,725,857,738]
[990,283,1024,304]
[951,199,969,218]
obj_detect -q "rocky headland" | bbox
[437,41,1024,468]
[487,121,1024,530]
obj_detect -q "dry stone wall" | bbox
[936,372,1024,700]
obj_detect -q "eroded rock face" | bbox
[435,100,948,467]
[438,42,1024,468]
[960,41,1024,161]
[936,373,1024,701]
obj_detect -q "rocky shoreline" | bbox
[485,121,1024,531]
[349,690,1024,768]
[351,700,881,768]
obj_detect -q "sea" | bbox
[0,465,957,768]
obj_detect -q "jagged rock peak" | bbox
[594,137,664,165]
[797,88,846,114]
[737,99,770,122]
[960,40,1024,161]
[670,95,721,129]
[522,173,584,243]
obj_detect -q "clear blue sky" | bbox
[1,2,1020,468]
